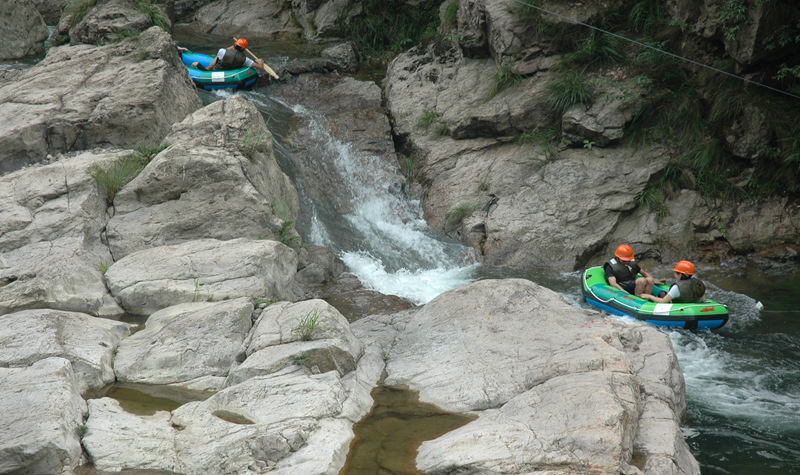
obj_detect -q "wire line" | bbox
[509,0,800,100]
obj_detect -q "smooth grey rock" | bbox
[0,150,129,317]
[106,96,299,260]
[0,358,87,474]
[114,298,254,401]
[0,0,49,59]
[0,309,130,395]
[0,27,201,174]
[105,238,302,315]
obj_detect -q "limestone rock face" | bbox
[104,238,303,315]
[191,0,301,40]
[106,96,299,260]
[0,27,201,174]
[0,309,130,395]
[0,358,88,474]
[114,299,254,401]
[0,0,49,59]
[68,0,169,46]
[355,278,698,475]
[0,150,128,317]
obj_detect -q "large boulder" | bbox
[0,309,130,395]
[0,150,129,317]
[66,0,171,46]
[354,278,699,474]
[190,0,302,40]
[114,298,254,401]
[104,238,303,315]
[0,26,201,174]
[0,0,49,59]
[105,96,299,260]
[0,358,88,474]
[225,299,364,386]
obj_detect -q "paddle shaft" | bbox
[234,37,279,79]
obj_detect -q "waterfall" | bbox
[273,101,479,305]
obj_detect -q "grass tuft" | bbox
[488,65,524,99]
[546,70,592,115]
[292,309,324,341]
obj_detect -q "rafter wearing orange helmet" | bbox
[190,37,268,74]
[640,260,707,304]
[604,244,662,296]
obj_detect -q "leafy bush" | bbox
[568,32,625,67]
[336,0,440,57]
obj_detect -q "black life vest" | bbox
[672,278,706,303]
[606,258,641,284]
[216,48,246,70]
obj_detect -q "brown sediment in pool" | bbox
[340,385,474,475]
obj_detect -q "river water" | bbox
[198,84,800,474]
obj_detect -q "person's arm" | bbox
[641,292,672,303]
[643,284,678,303]
[640,268,666,284]
[605,265,625,291]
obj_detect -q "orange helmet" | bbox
[673,260,695,276]
[235,38,249,49]
[614,244,634,260]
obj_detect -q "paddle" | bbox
[233,37,279,80]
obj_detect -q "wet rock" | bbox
[0,0,49,59]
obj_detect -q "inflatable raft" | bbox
[181,51,258,90]
[582,266,729,330]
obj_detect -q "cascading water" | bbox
[215,86,799,475]
[272,100,479,305]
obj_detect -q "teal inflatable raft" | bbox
[181,51,258,90]
[582,266,729,330]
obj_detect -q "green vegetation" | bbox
[250,296,279,307]
[240,129,268,158]
[402,155,414,178]
[416,109,439,130]
[113,29,140,43]
[335,0,440,58]
[292,309,324,341]
[68,0,98,27]
[567,32,625,67]
[443,1,459,28]
[488,65,524,99]
[278,220,301,247]
[87,143,167,203]
[545,70,592,115]
[95,261,109,273]
[719,0,750,40]
[445,203,479,228]
[294,352,310,366]
[134,0,168,29]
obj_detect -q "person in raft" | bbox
[604,244,663,296]
[190,38,268,73]
[640,260,707,304]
